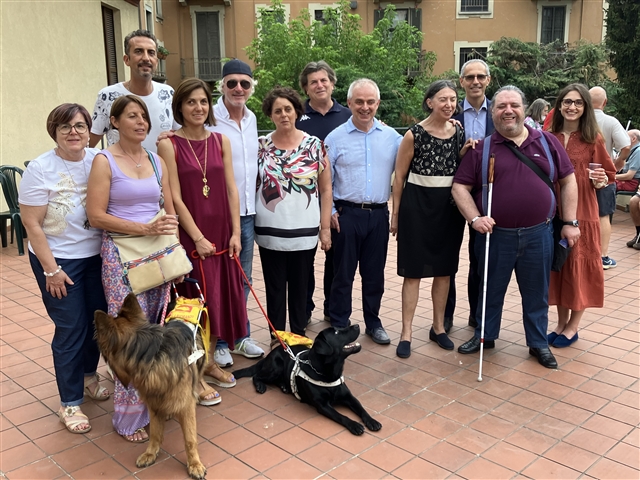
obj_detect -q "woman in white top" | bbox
[256,87,332,337]
[19,104,110,435]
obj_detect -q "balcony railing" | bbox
[408,50,430,77]
[180,57,223,81]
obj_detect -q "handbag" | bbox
[503,140,571,272]
[110,150,192,295]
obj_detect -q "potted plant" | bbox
[157,46,169,60]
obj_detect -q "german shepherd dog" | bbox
[94,293,207,479]
[233,324,382,435]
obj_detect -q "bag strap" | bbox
[481,134,492,215]
[144,148,165,208]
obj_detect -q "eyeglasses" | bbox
[463,74,488,82]
[562,98,585,108]
[58,123,88,135]
[226,79,252,90]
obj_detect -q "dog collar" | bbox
[290,351,344,400]
[166,318,206,365]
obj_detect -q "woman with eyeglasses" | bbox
[19,104,109,435]
[547,84,616,348]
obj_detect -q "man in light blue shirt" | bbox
[324,79,402,344]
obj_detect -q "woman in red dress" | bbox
[158,78,246,404]
[547,84,616,347]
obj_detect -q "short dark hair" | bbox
[299,61,337,93]
[124,30,157,56]
[261,86,304,120]
[109,95,152,134]
[173,78,216,127]
[46,104,92,142]
[422,80,460,114]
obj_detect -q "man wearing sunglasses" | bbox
[446,59,495,334]
[295,61,352,324]
[207,59,265,366]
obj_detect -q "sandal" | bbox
[58,406,91,434]
[198,379,221,406]
[122,428,149,443]
[204,363,236,388]
[84,374,110,401]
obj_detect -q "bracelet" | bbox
[194,235,205,243]
[470,215,481,225]
[43,265,62,277]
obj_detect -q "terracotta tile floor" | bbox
[1,210,638,479]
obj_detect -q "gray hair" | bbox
[299,61,337,93]
[216,77,258,97]
[460,59,491,77]
[347,78,380,100]
[491,85,527,110]
[526,98,550,123]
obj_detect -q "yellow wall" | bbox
[1,0,139,169]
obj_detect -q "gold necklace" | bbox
[120,144,143,168]
[183,130,209,198]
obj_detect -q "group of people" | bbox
[20,28,628,442]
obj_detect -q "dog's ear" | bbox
[93,309,110,331]
[312,334,334,356]
[119,293,144,319]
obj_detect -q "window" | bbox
[145,6,154,33]
[454,41,492,73]
[187,6,226,81]
[155,0,163,20]
[101,6,118,85]
[373,8,421,32]
[540,6,566,44]
[461,0,489,13]
[255,4,291,25]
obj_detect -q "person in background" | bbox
[625,186,640,250]
[547,84,616,348]
[524,98,550,131]
[20,104,109,434]
[615,130,640,192]
[255,87,332,337]
[87,95,179,443]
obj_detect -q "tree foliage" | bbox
[246,0,438,129]
[605,0,640,127]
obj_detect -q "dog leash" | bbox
[190,245,296,361]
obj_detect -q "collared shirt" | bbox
[622,143,640,178]
[208,96,259,216]
[295,98,352,141]
[454,126,575,228]
[325,118,402,211]
[593,109,630,157]
[462,97,489,141]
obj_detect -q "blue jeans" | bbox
[218,214,254,349]
[473,221,553,348]
[30,253,107,406]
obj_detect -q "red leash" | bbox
[190,245,292,355]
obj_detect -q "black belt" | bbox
[335,200,386,210]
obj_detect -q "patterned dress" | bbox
[397,124,466,278]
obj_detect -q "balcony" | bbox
[180,57,223,82]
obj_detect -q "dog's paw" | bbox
[136,451,158,468]
[188,461,207,479]
[254,381,267,394]
[364,417,382,431]
[346,421,366,436]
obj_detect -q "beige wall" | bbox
[1,0,139,170]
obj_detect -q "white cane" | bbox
[478,154,495,382]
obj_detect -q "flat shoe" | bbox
[204,364,236,388]
[429,328,454,350]
[529,347,558,369]
[547,332,559,344]
[84,374,110,401]
[58,406,91,434]
[122,428,149,443]
[552,332,579,348]
[396,340,411,358]
[198,380,221,406]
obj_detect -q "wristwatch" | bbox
[563,220,579,227]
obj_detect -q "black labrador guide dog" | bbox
[233,324,381,435]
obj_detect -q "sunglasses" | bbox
[226,79,252,90]
[463,74,488,82]
[562,98,584,107]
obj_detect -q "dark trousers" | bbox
[30,252,107,406]
[446,226,479,321]
[259,246,316,336]
[305,246,335,318]
[329,205,389,329]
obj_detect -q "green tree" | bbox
[246,0,437,129]
[605,0,640,127]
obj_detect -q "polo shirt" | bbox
[295,98,352,141]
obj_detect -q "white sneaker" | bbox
[214,347,233,367]
[231,338,265,358]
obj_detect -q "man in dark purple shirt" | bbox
[452,85,579,369]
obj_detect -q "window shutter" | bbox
[374,9,383,27]
[410,8,421,31]
[101,6,118,85]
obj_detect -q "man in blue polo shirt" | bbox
[325,79,402,344]
[296,61,352,323]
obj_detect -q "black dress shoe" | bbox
[468,316,478,328]
[457,336,495,354]
[529,347,558,369]
[443,316,453,334]
[429,328,454,350]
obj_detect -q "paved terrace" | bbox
[0,210,638,479]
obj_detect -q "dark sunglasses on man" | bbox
[226,79,252,90]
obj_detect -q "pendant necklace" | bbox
[120,144,143,168]
[183,129,209,198]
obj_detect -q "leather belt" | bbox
[335,200,386,210]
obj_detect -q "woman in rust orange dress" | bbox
[547,84,616,348]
